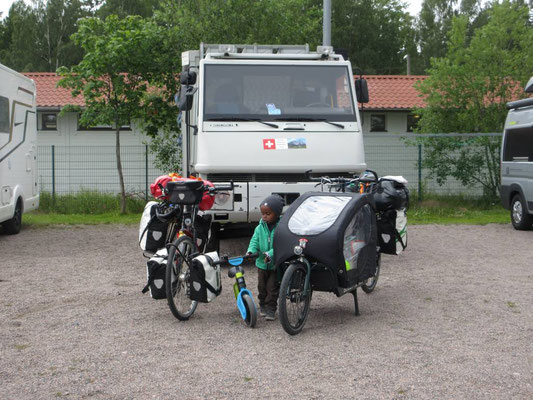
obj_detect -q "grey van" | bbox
[500,77,533,230]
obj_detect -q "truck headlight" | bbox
[215,191,231,205]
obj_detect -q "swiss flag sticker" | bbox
[263,139,276,150]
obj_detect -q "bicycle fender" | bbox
[237,288,255,320]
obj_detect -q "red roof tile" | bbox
[23,72,85,108]
[363,75,427,110]
[23,72,429,110]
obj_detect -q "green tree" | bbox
[330,0,415,74]
[415,1,533,198]
[0,1,40,71]
[58,16,170,212]
[154,0,321,53]
[0,0,91,71]
[416,0,458,73]
[96,0,162,19]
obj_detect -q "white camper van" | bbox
[177,44,369,229]
[0,63,39,234]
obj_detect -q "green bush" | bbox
[39,191,146,214]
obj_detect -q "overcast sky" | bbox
[0,0,425,20]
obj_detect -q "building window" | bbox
[370,114,386,132]
[77,114,131,131]
[407,114,420,132]
[41,113,57,130]
[0,96,9,133]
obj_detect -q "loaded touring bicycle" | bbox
[274,171,408,335]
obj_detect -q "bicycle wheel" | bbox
[362,253,381,294]
[166,235,198,320]
[241,293,257,328]
[278,263,312,335]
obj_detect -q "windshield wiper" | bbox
[274,117,344,129]
[206,117,279,128]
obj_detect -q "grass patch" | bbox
[19,192,510,227]
[39,191,145,214]
[23,211,140,227]
[408,194,508,225]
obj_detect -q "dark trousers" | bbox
[257,268,280,312]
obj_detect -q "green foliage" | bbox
[0,0,89,71]
[330,0,415,74]
[415,1,533,198]
[96,0,162,19]
[147,131,182,173]
[38,191,145,214]
[57,16,175,212]
[154,0,322,50]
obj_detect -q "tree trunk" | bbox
[115,123,126,214]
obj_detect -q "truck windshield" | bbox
[203,64,356,122]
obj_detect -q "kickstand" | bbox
[352,288,360,316]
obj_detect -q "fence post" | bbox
[417,144,422,202]
[145,145,148,202]
[52,145,56,204]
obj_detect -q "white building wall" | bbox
[36,112,149,146]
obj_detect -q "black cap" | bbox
[260,194,284,216]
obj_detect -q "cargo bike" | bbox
[274,171,408,335]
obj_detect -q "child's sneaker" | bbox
[265,310,276,321]
[259,307,267,317]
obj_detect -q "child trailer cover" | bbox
[274,191,378,290]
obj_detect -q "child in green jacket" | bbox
[247,194,284,321]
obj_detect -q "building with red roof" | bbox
[23,72,428,140]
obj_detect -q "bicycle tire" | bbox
[362,253,381,294]
[241,293,257,328]
[166,235,198,320]
[278,263,312,335]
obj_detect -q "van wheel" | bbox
[510,194,533,230]
[2,199,23,235]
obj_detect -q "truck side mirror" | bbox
[355,78,369,104]
[177,85,196,112]
[180,70,197,85]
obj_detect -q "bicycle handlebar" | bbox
[305,169,379,185]
[212,252,259,266]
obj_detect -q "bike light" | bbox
[294,246,303,256]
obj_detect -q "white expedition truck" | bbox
[177,44,369,232]
[0,63,39,234]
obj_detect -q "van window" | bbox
[0,96,9,133]
[503,127,533,162]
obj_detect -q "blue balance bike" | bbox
[213,253,259,328]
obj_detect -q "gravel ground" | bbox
[1,223,532,399]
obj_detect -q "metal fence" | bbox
[36,133,503,201]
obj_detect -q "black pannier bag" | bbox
[166,180,204,205]
[377,209,407,255]
[139,201,168,253]
[188,252,222,303]
[142,248,167,299]
[274,192,377,289]
[194,212,213,253]
[373,178,409,212]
